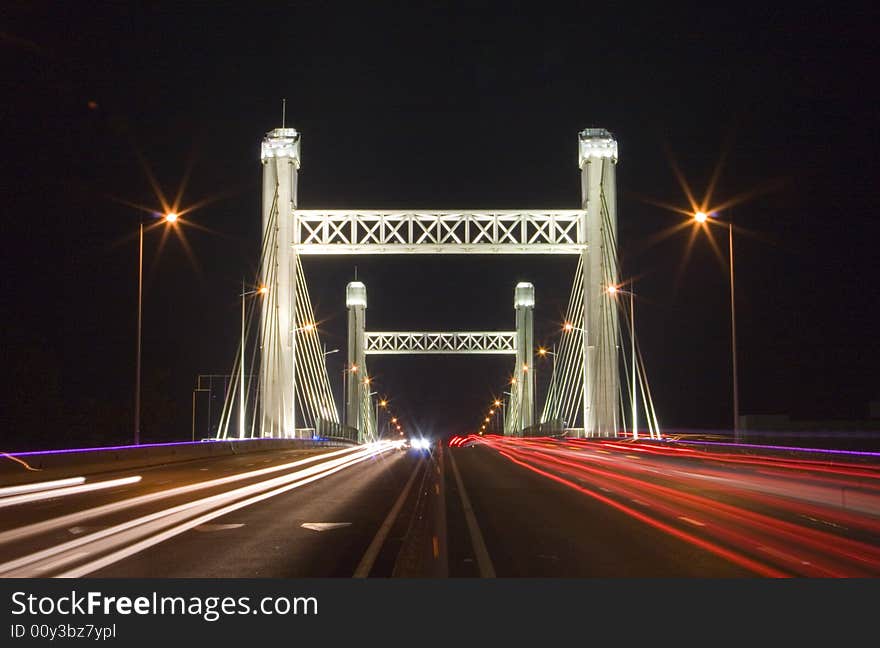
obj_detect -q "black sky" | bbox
[2,2,878,449]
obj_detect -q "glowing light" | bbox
[0,477,86,497]
[164,212,179,224]
[523,364,529,372]
[489,410,494,415]
[380,400,388,408]
[0,476,142,510]
[511,377,517,385]
[485,418,490,423]
[538,348,547,356]
[494,400,502,407]
[391,418,398,424]
[607,285,618,295]
[258,286,268,295]
[563,322,573,332]
[350,365,358,373]
[694,211,708,223]
[302,322,315,332]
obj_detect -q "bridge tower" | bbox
[346,281,368,442]
[514,282,535,433]
[579,128,620,436]
[259,128,300,438]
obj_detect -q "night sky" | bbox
[3,2,878,450]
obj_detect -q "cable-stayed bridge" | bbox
[3,127,878,580]
[243,126,659,444]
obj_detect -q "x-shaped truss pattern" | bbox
[365,332,517,354]
[295,211,583,254]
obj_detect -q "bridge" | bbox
[252,126,655,444]
[1,127,879,578]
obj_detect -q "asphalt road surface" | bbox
[445,436,880,577]
[2,436,879,577]
[0,442,424,577]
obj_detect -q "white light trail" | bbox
[0,445,365,546]
[0,477,86,498]
[0,476,142,509]
[0,442,398,577]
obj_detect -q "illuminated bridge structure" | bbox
[217,126,661,443]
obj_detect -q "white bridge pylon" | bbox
[258,126,623,440]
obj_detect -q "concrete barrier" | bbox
[0,438,357,487]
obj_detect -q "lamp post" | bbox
[694,211,739,442]
[343,363,358,428]
[134,212,178,446]
[502,391,513,435]
[537,346,557,429]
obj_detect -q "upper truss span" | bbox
[294,210,585,254]
[365,331,517,355]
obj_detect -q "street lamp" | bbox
[537,346,558,428]
[133,212,178,446]
[693,210,739,441]
[342,363,357,428]
[378,398,388,438]
[238,281,268,439]
[502,390,513,434]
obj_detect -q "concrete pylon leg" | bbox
[515,282,535,434]
[259,127,301,438]
[346,282,367,443]
[579,128,620,437]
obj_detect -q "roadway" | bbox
[445,436,880,577]
[0,442,425,577]
[2,436,879,577]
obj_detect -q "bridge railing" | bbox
[314,419,360,444]
[520,419,566,437]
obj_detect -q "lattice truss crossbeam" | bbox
[365,332,517,355]
[295,211,584,254]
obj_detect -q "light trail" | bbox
[495,448,789,577]
[476,436,880,577]
[0,442,399,577]
[0,477,86,497]
[0,476,142,509]
[0,445,368,545]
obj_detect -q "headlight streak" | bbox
[0,445,368,546]
[0,442,398,577]
[0,476,142,509]
[476,437,880,577]
[0,477,86,497]
[56,446,396,578]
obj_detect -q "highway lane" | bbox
[0,442,423,577]
[446,436,880,577]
